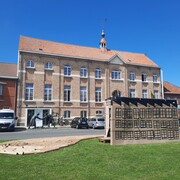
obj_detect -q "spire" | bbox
[99,29,107,50]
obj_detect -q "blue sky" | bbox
[0,0,180,86]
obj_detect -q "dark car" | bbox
[70,117,89,129]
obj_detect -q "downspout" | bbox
[161,69,164,99]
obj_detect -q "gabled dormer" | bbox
[109,54,126,65]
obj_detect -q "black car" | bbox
[70,117,89,129]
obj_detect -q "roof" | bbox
[164,81,180,94]
[19,35,159,68]
[0,62,17,78]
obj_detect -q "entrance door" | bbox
[27,109,35,126]
[43,109,50,125]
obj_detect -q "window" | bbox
[112,70,120,80]
[112,90,121,97]
[80,86,87,102]
[129,89,135,98]
[142,90,148,98]
[95,68,101,78]
[26,60,34,68]
[45,62,53,69]
[129,72,135,81]
[64,85,71,101]
[142,73,147,82]
[44,84,52,101]
[64,111,71,118]
[80,111,87,118]
[95,87,102,102]
[64,65,71,76]
[153,74,158,82]
[25,83,34,100]
[0,84,2,95]
[96,110,102,116]
[80,66,87,77]
[154,90,158,99]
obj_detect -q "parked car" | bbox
[88,117,105,129]
[70,117,89,129]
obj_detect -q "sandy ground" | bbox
[0,135,103,155]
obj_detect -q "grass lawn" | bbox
[0,139,180,180]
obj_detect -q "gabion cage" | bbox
[105,97,179,145]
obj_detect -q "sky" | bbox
[0,0,180,86]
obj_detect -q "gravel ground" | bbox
[0,135,103,155]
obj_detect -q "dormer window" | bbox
[26,60,34,68]
[45,62,53,70]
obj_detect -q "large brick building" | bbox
[17,32,162,127]
[0,62,18,113]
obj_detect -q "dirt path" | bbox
[0,135,103,155]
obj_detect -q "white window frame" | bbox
[95,68,101,78]
[26,60,35,68]
[25,83,34,100]
[80,66,87,77]
[142,89,148,98]
[153,74,158,82]
[129,71,135,81]
[64,111,71,118]
[154,90,159,99]
[112,70,120,80]
[80,110,87,118]
[45,62,53,70]
[64,85,71,102]
[44,84,52,101]
[96,110,102,116]
[80,86,87,102]
[95,87,102,102]
[142,73,147,82]
[129,89,135,98]
[64,65,71,76]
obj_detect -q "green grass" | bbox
[0,139,180,180]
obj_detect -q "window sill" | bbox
[64,75,72,78]
[24,100,36,103]
[111,78,124,81]
[44,68,54,71]
[26,67,35,70]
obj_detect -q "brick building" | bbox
[0,62,18,113]
[17,32,162,127]
[164,81,180,118]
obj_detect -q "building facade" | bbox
[0,62,18,113]
[17,33,162,127]
[164,81,180,118]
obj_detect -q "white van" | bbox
[0,108,17,131]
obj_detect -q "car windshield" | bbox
[0,113,14,119]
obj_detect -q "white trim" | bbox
[0,76,18,79]
[18,70,26,73]
[34,71,45,75]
